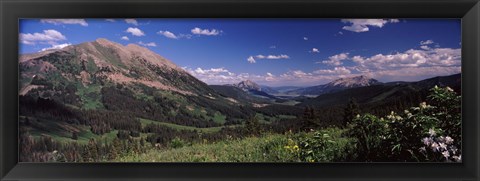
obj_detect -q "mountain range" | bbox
[19,38,461,118]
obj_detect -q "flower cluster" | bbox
[419,128,461,162]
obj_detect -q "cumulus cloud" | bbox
[39,43,71,52]
[247,54,290,63]
[157,30,192,39]
[191,27,221,36]
[313,66,351,75]
[137,41,157,47]
[157,30,178,39]
[125,19,138,26]
[126,27,145,36]
[247,56,256,63]
[420,45,430,50]
[303,37,308,40]
[40,19,88,26]
[121,36,129,41]
[20,29,66,45]
[311,48,320,53]
[105,19,116,22]
[420,40,434,45]
[341,19,399,32]
[350,47,461,71]
[318,53,349,66]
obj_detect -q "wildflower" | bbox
[420,102,427,109]
[293,145,299,152]
[450,147,458,154]
[422,137,432,145]
[439,143,447,151]
[452,155,461,162]
[431,142,439,152]
[445,136,454,144]
[446,86,454,92]
[442,151,450,159]
[428,129,436,136]
[419,146,426,153]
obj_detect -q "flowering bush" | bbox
[346,86,461,162]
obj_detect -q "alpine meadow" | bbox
[19,19,462,162]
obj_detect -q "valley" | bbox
[19,39,462,162]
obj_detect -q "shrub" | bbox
[346,86,461,162]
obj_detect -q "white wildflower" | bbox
[420,102,427,109]
[442,151,450,158]
[446,87,454,92]
[452,155,461,162]
[445,136,454,144]
[439,143,447,151]
[431,142,439,152]
[428,129,436,136]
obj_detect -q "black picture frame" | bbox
[1,0,479,180]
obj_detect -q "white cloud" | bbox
[270,45,276,49]
[247,54,290,63]
[349,47,460,72]
[420,45,430,50]
[157,30,178,39]
[247,56,256,63]
[125,19,138,26]
[191,27,221,36]
[40,19,88,26]
[39,43,71,52]
[126,27,145,36]
[20,29,66,45]
[313,66,351,75]
[121,36,129,41]
[318,53,349,66]
[138,41,157,47]
[420,40,434,45]
[303,37,308,40]
[341,19,399,32]
[105,19,116,22]
[311,48,320,53]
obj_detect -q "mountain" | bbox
[19,38,220,109]
[300,73,461,108]
[227,80,279,100]
[232,80,262,91]
[287,75,381,96]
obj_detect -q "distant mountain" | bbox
[300,73,461,108]
[287,75,381,96]
[226,80,278,100]
[232,80,262,91]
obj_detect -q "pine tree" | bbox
[344,97,360,125]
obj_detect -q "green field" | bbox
[139,118,231,133]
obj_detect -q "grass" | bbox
[76,84,104,110]
[115,133,296,162]
[139,118,227,134]
[24,116,118,145]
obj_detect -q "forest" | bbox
[19,84,461,162]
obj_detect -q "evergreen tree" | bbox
[344,97,360,125]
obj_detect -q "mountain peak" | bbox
[330,75,380,87]
[234,80,261,91]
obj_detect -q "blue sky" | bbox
[19,19,461,86]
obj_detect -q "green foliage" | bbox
[296,128,354,162]
[345,86,461,162]
[170,137,187,149]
